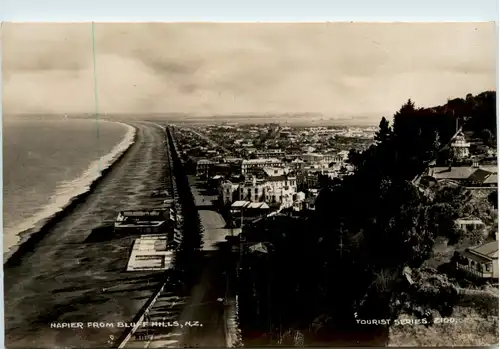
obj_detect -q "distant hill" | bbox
[5,112,377,127]
[429,91,496,137]
[7,91,495,129]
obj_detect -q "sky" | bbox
[2,22,497,121]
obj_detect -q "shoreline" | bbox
[4,121,137,267]
[4,122,172,348]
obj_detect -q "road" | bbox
[175,250,228,348]
[121,226,229,349]
[4,122,171,349]
[187,128,231,155]
[175,176,232,347]
[189,176,231,251]
[129,255,228,349]
[122,154,232,349]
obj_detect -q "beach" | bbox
[4,122,171,349]
[3,118,135,261]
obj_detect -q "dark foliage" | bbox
[167,127,204,287]
[238,92,497,344]
[488,190,498,209]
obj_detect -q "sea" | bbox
[3,116,136,256]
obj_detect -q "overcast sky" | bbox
[2,22,496,120]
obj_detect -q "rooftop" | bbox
[468,241,499,259]
[126,235,174,271]
[484,174,498,184]
[231,200,250,208]
[267,175,288,182]
[247,202,270,209]
[197,159,215,165]
[455,216,484,225]
[429,165,497,180]
[115,209,171,227]
[242,158,282,164]
[468,169,493,183]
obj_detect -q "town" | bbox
[181,124,375,215]
[4,21,497,349]
[169,91,498,347]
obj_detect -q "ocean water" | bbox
[3,117,135,255]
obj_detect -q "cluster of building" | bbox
[178,122,499,282]
[195,123,375,157]
[192,146,354,217]
[414,129,498,191]
[177,124,372,205]
[173,125,364,229]
[414,127,498,281]
[195,147,355,190]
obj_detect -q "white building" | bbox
[450,131,470,159]
[254,149,285,158]
[263,175,297,207]
[457,240,499,279]
[239,177,268,202]
[221,181,240,205]
[262,167,287,177]
[323,154,343,164]
[220,174,297,207]
[301,153,324,163]
[241,158,284,174]
[196,159,215,177]
[338,150,350,161]
[291,158,305,171]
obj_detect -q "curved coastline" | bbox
[4,121,138,268]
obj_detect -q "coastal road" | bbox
[176,250,228,348]
[189,175,231,251]
[129,249,228,349]
[170,175,231,348]
[121,171,232,349]
[4,122,173,349]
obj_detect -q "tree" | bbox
[481,128,494,147]
[466,93,474,104]
[432,130,441,155]
[347,149,361,168]
[240,91,498,345]
[374,117,392,144]
[488,190,498,209]
[426,202,461,244]
[392,99,416,136]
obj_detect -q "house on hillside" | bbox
[456,240,499,280]
[468,168,496,187]
[450,131,471,160]
[455,216,485,231]
[426,164,497,188]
